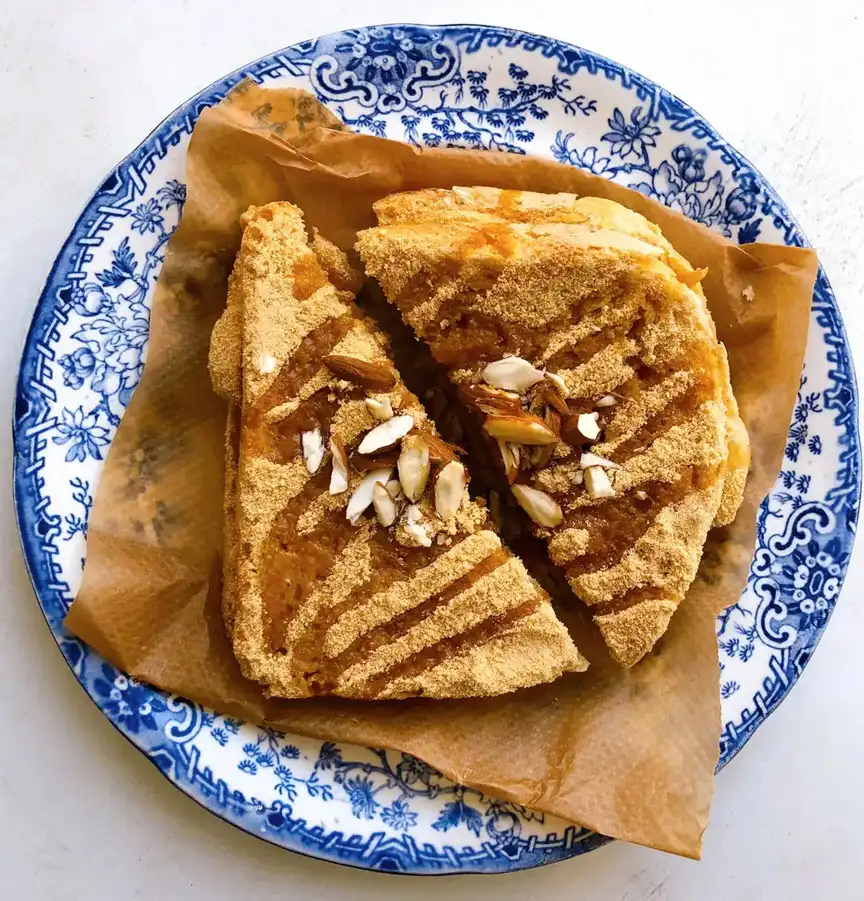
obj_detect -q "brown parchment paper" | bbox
[65,83,818,858]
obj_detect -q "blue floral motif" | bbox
[395,754,434,787]
[59,347,96,389]
[92,664,166,733]
[157,179,186,209]
[314,741,342,771]
[314,27,458,115]
[63,477,92,540]
[333,48,596,153]
[131,198,165,235]
[631,145,724,227]
[71,283,111,316]
[786,376,823,463]
[721,681,740,699]
[552,132,612,175]
[381,800,418,831]
[433,798,484,836]
[601,105,661,161]
[54,191,183,432]
[52,407,110,462]
[782,537,846,631]
[345,776,379,820]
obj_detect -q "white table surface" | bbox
[2,1,863,898]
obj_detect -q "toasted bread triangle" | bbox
[357,187,749,667]
[210,201,586,698]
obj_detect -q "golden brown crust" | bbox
[593,600,678,668]
[357,186,749,667]
[369,186,750,526]
[310,229,366,295]
[212,201,586,699]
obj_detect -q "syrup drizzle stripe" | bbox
[322,530,502,658]
[326,546,512,672]
[334,557,539,691]
[596,371,695,453]
[556,337,637,399]
[364,598,544,698]
[281,524,376,647]
[568,486,719,606]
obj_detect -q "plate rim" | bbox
[12,21,861,875]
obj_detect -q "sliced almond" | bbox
[257,352,277,375]
[561,413,602,446]
[422,432,459,464]
[596,394,618,408]
[398,435,431,502]
[346,467,393,524]
[405,520,433,547]
[324,355,397,390]
[484,413,557,446]
[580,451,619,470]
[329,435,349,495]
[545,370,569,398]
[634,489,648,501]
[402,504,432,546]
[435,461,466,519]
[576,413,601,442]
[372,482,398,527]
[352,448,400,472]
[385,479,403,500]
[365,395,394,421]
[301,428,324,474]
[358,414,414,454]
[511,484,563,528]
[405,504,423,525]
[584,466,616,499]
[459,383,523,416]
[497,439,520,484]
[482,356,545,393]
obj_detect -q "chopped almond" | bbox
[584,466,615,499]
[358,414,414,454]
[484,413,557,446]
[398,435,431,502]
[301,428,324,474]
[482,356,544,393]
[372,481,398,527]
[365,395,394,421]
[512,484,563,528]
[435,461,466,518]
[346,467,394,523]
[329,435,349,495]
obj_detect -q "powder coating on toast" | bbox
[209,201,586,699]
[357,187,750,667]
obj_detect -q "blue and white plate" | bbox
[13,24,860,875]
